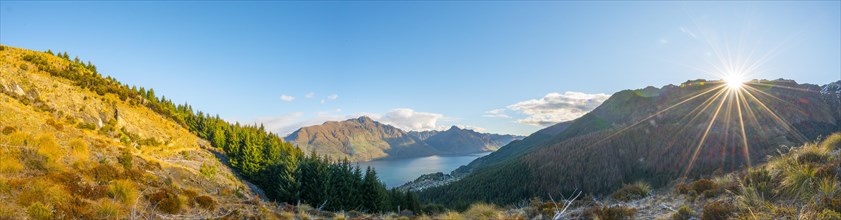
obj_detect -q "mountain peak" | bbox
[355,116,375,123]
[447,125,461,131]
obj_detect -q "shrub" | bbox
[670,205,694,220]
[108,180,138,205]
[53,197,97,219]
[26,202,52,220]
[691,179,717,195]
[138,137,161,146]
[462,203,502,220]
[582,204,637,220]
[701,201,735,220]
[195,195,216,210]
[76,122,96,130]
[147,189,183,214]
[1,126,16,135]
[45,118,63,131]
[90,163,120,183]
[200,163,217,179]
[611,181,651,201]
[117,149,133,169]
[743,168,778,198]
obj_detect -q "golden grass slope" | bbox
[0,45,267,219]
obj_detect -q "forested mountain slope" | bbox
[421,79,841,209]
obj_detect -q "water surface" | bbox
[358,152,491,188]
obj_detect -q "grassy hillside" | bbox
[0,45,262,218]
[0,45,422,218]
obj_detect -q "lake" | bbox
[357,152,491,188]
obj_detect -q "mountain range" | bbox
[421,79,841,208]
[284,116,524,161]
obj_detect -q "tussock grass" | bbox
[611,181,651,201]
[462,203,503,220]
[700,200,734,220]
[17,179,70,206]
[26,201,52,220]
[0,149,23,174]
[94,199,122,219]
[781,163,818,199]
[8,131,31,146]
[583,204,637,220]
[734,184,768,216]
[147,189,183,214]
[69,138,89,162]
[820,133,841,151]
[435,211,465,220]
[108,180,138,205]
[670,205,694,220]
[34,134,62,162]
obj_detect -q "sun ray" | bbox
[684,87,730,177]
[740,87,810,143]
[734,88,751,169]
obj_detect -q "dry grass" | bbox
[108,180,138,205]
[462,203,503,220]
[26,201,52,220]
[611,181,651,201]
[16,178,70,207]
[94,199,122,219]
[34,133,62,162]
[69,137,89,162]
[820,133,841,151]
[0,148,23,174]
[435,211,465,220]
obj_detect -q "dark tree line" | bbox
[22,50,420,213]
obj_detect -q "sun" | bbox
[724,74,745,90]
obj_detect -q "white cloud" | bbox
[377,108,444,131]
[305,92,315,99]
[280,95,295,102]
[455,125,486,132]
[507,91,610,126]
[483,108,511,118]
[327,94,338,100]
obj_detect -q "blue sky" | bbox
[1,1,839,136]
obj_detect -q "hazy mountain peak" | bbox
[286,117,523,161]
